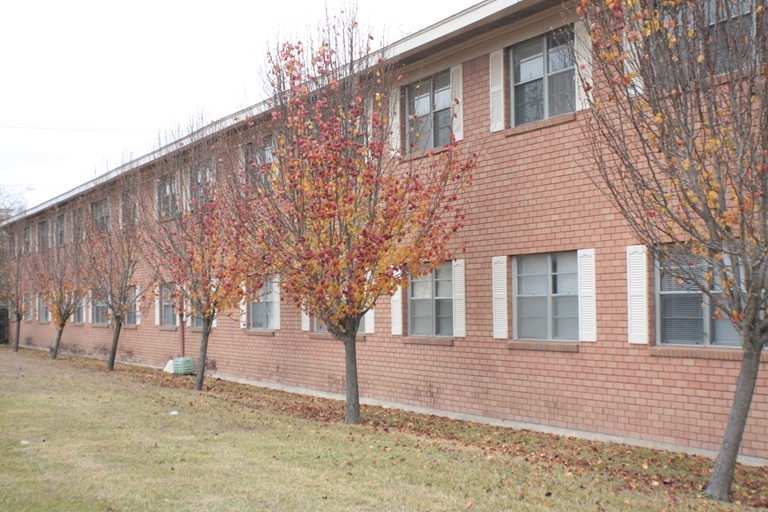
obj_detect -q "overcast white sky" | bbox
[0,0,479,210]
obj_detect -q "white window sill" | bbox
[504,112,576,137]
[507,340,579,353]
[403,337,454,347]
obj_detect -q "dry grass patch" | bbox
[0,347,764,511]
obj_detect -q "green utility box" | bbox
[172,357,195,375]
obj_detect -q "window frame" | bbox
[93,299,109,325]
[125,286,138,325]
[405,69,453,153]
[37,220,49,252]
[509,25,575,127]
[408,262,454,337]
[91,199,110,234]
[249,280,276,331]
[38,294,51,322]
[653,257,740,347]
[513,251,579,342]
[157,173,179,220]
[161,284,177,327]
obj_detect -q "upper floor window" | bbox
[91,199,110,234]
[406,70,452,153]
[37,220,49,251]
[8,232,16,258]
[514,252,578,341]
[22,227,30,254]
[120,191,137,230]
[409,262,454,336]
[73,208,84,242]
[55,214,65,246]
[189,159,213,209]
[511,27,574,127]
[245,138,274,191]
[655,256,739,347]
[157,173,179,219]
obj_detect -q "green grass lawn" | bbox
[0,347,764,511]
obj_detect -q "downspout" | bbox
[179,312,185,357]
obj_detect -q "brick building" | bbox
[3,0,767,463]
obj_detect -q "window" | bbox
[120,191,137,230]
[244,138,274,191]
[37,221,48,251]
[74,299,84,324]
[125,286,138,325]
[510,27,574,126]
[22,227,30,254]
[55,214,65,246]
[23,294,31,321]
[91,199,110,234]
[38,294,50,322]
[157,173,179,219]
[250,280,276,330]
[94,299,109,324]
[655,257,739,347]
[8,232,16,258]
[515,252,578,341]
[161,284,177,327]
[189,159,213,209]
[409,262,454,336]
[406,70,452,152]
[73,208,84,242]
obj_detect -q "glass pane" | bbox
[712,316,740,346]
[547,31,573,74]
[517,296,547,339]
[436,299,453,336]
[552,273,577,295]
[411,279,432,298]
[661,294,704,344]
[435,263,452,280]
[519,254,547,274]
[519,275,547,295]
[408,80,431,117]
[251,302,266,329]
[408,114,431,152]
[434,108,453,147]
[548,70,575,117]
[433,71,451,111]
[553,296,578,340]
[514,80,544,125]
[410,299,432,335]
[660,264,706,292]
[514,39,543,83]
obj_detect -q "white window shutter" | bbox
[135,286,141,325]
[389,88,401,156]
[301,310,310,331]
[574,19,593,111]
[578,249,597,342]
[212,313,217,328]
[453,259,466,338]
[450,64,464,141]
[273,277,281,330]
[489,50,505,132]
[492,256,508,339]
[239,298,247,329]
[154,286,160,326]
[626,245,648,344]
[364,308,375,334]
[391,286,402,335]
[87,290,93,324]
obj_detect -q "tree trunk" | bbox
[343,332,361,424]
[705,345,764,501]
[13,314,20,352]
[51,326,63,360]
[194,317,212,391]
[107,318,123,372]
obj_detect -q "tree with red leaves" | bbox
[231,12,476,424]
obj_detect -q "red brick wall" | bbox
[13,52,768,460]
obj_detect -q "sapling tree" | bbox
[231,12,476,423]
[26,208,84,359]
[143,143,246,391]
[576,0,767,500]
[79,181,145,371]
[0,186,29,350]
